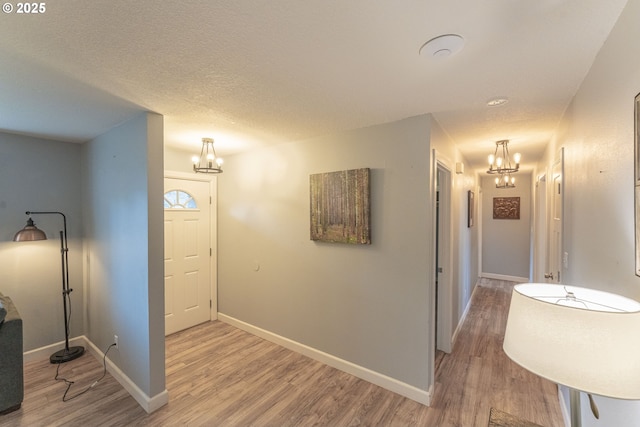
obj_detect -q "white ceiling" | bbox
[0,0,628,172]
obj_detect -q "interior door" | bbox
[547,149,564,283]
[164,177,211,335]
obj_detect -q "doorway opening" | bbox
[434,161,452,374]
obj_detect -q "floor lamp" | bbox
[503,283,640,427]
[13,211,85,364]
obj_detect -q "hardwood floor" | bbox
[427,279,564,427]
[1,278,564,426]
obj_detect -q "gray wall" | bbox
[0,114,165,404]
[0,133,84,351]
[481,173,532,280]
[538,0,640,424]
[163,114,480,394]
[218,115,434,390]
[82,112,166,399]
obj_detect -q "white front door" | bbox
[164,177,212,335]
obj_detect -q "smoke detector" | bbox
[487,97,509,107]
[419,34,465,59]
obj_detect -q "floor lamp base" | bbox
[50,346,85,364]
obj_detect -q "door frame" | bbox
[534,172,548,282]
[435,162,453,354]
[477,185,483,278]
[429,149,453,397]
[547,148,564,284]
[164,170,218,321]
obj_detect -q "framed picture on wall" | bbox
[467,190,474,227]
[310,168,371,244]
[493,197,520,220]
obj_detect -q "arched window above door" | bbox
[164,190,197,209]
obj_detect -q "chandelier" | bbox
[495,173,515,189]
[487,140,521,174]
[192,138,223,174]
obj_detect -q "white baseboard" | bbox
[23,335,168,414]
[558,384,571,427]
[481,272,529,283]
[218,313,431,406]
[451,283,478,347]
[84,338,168,414]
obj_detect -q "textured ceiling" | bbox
[0,0,628,171]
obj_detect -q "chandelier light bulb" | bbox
[495,173,516,189]
[513,152,521,164]
[216,158,224,166]
[496,157,503,167]
[488,154,495,165]
[191,155,199,164]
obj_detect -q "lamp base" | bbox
[50,346,85,364]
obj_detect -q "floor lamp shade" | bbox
[503,283,640,400]
[13,218,47,241]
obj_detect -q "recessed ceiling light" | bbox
[487,97,509,107]
[419,34,465,60]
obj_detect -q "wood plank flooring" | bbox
[1,278,564,426]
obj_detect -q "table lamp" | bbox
[503,283,640,427]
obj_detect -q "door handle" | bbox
[544,272,554,280]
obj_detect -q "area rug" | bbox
[488,408,543,427]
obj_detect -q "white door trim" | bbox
[164,170,218,320]
[435,162,453,354]
[548,148,564,284]
[477,183,482,282]
[429,149,453,395]
[534,172,548,282]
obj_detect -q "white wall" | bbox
[537,0,640,424]
[82,112,166,403]
[481,173,532,280]
[164,145,194,173]
[0,132,84,351]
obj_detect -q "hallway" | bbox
[428,278,564,426]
